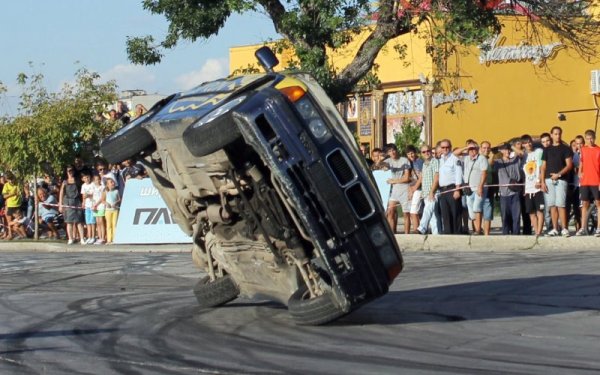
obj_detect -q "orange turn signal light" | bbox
[278,85,306,102]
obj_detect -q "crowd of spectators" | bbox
[0,101,150,243]
[363,126,600,237]
[0,156,148,243]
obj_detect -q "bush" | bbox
[394,118,423,155]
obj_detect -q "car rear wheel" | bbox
[193,275,240,308]
[100,125,155,163]
[287,285,346,325]
[183,117,241,157]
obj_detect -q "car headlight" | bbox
[308,119,329,139]
[296,97,318,119]
[368,224,388,247]
[295,97,331,141]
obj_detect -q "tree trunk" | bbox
[33,173,39,240]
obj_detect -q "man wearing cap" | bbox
[437,139,463,234]
[522,134,545,236]
[460,141,488,235]
[540,126,573,237]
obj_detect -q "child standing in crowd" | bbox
[91,174,106,245]
[104,176,121,244]
[80,171,96,244]
[2,172,22,240]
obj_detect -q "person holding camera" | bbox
[493,143,522,234]
[460,141,488,235]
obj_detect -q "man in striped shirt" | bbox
[416,144,440,234]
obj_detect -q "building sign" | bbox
[479,35,563,66]
[359,107,372,136]
[433,89,478,108]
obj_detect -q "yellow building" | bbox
[230,16,600,148]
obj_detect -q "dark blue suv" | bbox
[101,48,403,325]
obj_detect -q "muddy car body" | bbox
[101,49,403,324]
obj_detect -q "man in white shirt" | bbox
[437,139,463,234]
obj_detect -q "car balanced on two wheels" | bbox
[100,47,403,325]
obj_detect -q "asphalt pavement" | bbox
[2,251,600,374]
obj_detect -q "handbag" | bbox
[461,184,473,196]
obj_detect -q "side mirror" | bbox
[255,46,279,73]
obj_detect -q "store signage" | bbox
[479,35,562,66]
[433,89,478,108]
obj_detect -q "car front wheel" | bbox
[287,285,346,325]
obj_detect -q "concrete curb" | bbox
[0,235,597,253]
[0,241,192,253]
[395,234,600,252]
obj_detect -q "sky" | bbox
[0,0,279,117]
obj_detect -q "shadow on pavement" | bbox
[0,328,120,341]
[338,274,600,325]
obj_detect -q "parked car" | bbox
[100,47,403,325]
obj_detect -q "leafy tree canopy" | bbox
[0,67,118,178]
[127,0,600,102]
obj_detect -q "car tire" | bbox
[193,275,240,308]
[183,117,240,157]
[100,125,155,164]
[287,285,346,326]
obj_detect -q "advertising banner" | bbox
[372,170,393,209]
[114,179,193,244]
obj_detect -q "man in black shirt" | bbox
[541,126,573,236]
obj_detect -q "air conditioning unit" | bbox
[591,70,600,94]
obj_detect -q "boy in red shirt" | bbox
[578,129,600,236]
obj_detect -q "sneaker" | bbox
[545,229,559,237]
[80,239,87,245]
[595,229,600,238]
[67,239,74,245]
[94,239,105,245]
[561,228,570,237]
[576,228,587,236]
[86,237,96,244]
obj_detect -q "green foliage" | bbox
[229,63,261,77]
[126,0,600,103]
[0,67,117,177]
[394,118,423,155]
